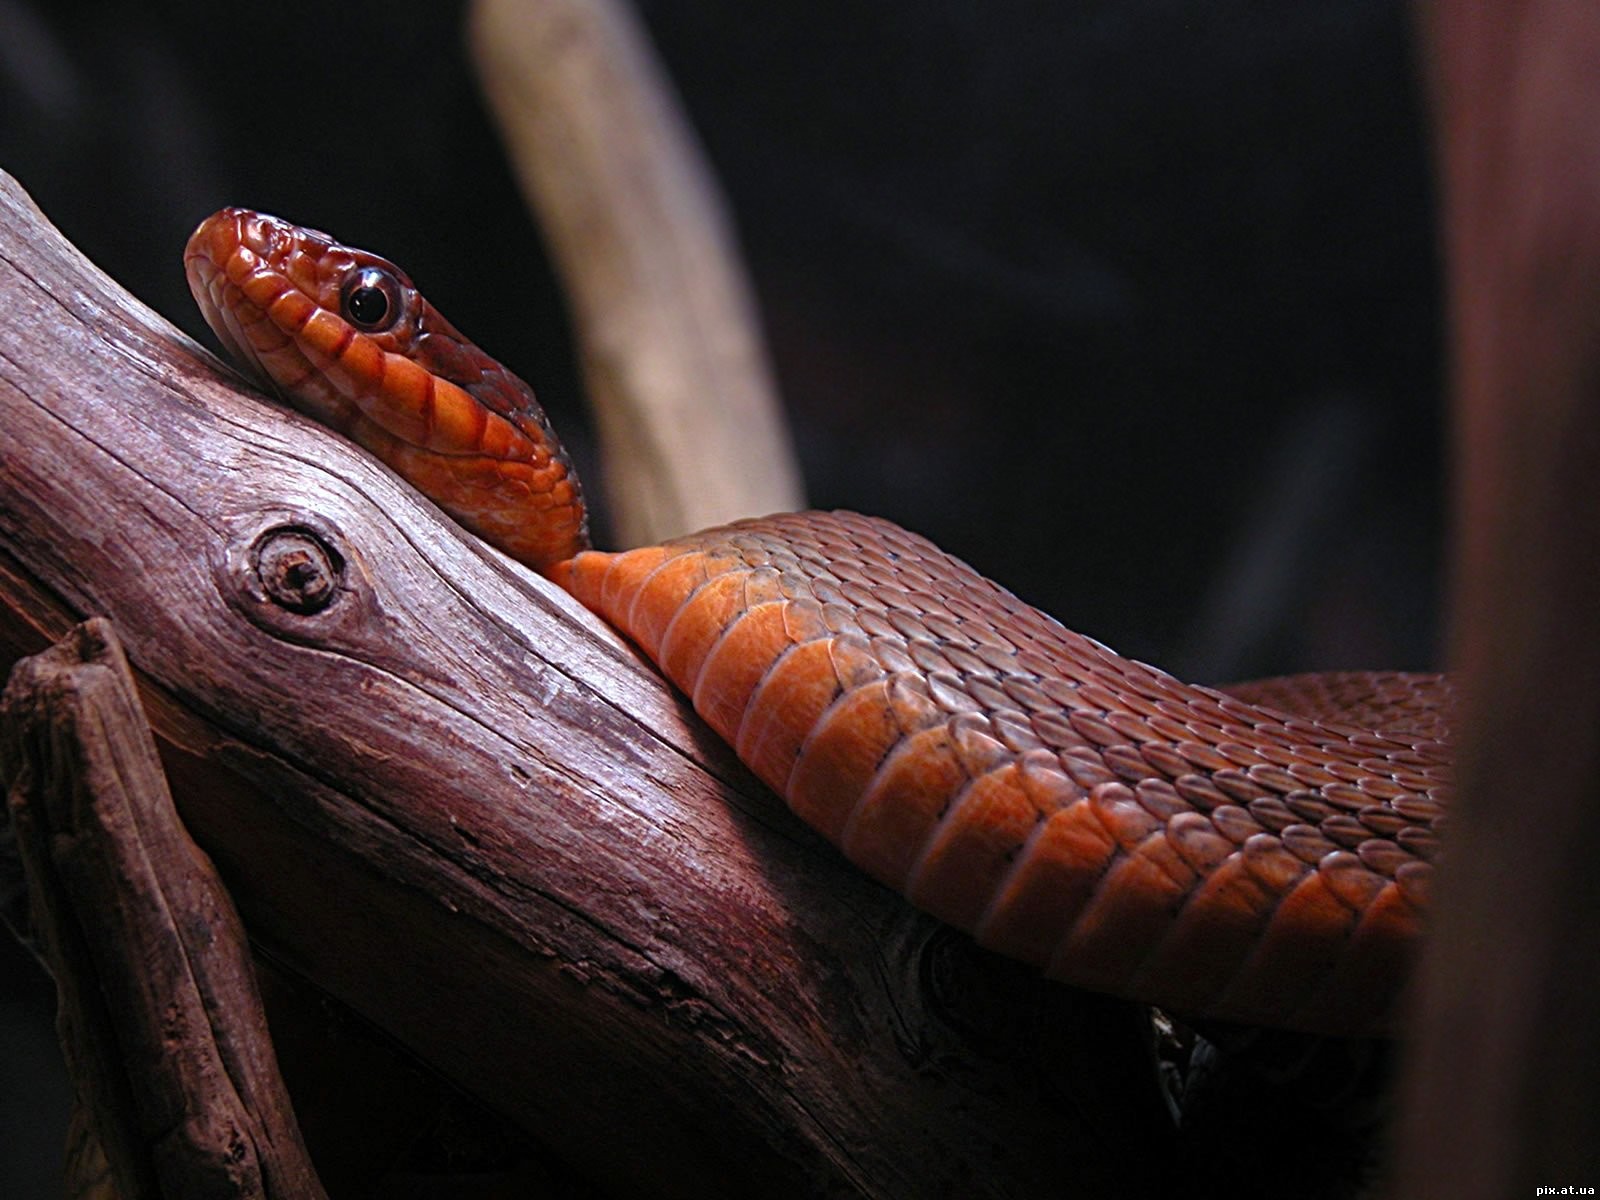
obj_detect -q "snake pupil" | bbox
[347,284,389,327]
[342,267,400,330]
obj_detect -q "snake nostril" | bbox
[237,212,282,262]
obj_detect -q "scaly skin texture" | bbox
[186,209,1450,1034]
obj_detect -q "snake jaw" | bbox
[185,208,590,572]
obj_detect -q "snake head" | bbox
[185,207,588,573]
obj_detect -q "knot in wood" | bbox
[253,527,343,614]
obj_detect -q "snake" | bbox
[184,208,1449,1036]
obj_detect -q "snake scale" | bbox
[185,208,1450,1035]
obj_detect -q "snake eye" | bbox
[341,267,401,331]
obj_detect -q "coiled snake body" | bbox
[185,209,1449,1036]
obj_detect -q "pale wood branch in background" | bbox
[469,0,805,545]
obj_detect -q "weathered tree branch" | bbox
[469,0,805,544]
[0,173,1171,1195]
[2,619,327,1200]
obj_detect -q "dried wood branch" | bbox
[469,0,805,545]
[2,619,327,1200]
[0,172,1170,1196]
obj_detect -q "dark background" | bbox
[0,0,1441,1192]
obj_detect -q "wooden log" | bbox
[469,0,805,544]
[1,619,327,1199]
[1395,2,1600,1192]
[0,173,1171,1196]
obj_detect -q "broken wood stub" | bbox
[1,619,327,1200]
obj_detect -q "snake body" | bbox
[185,209,1449,1035]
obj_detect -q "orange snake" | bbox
[184,208,1449,1036]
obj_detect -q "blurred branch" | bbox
[1397,2,1600,1191]
[469,0,804,544]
